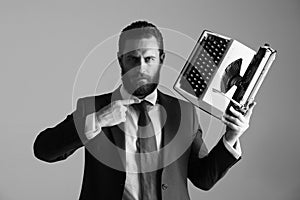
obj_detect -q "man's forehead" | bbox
[120,37,160,55]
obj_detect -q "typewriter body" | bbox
[174,30,276,119]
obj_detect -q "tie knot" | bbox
[133,100,152,126]
[134,100,150,112]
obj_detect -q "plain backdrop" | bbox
[0,0,299,199]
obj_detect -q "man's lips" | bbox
[135,78,148,84]
[133,76,150,83]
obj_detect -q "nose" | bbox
[137,57,147,73]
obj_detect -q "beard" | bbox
[132,83,158,97]
[121,67,160,98]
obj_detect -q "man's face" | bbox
[118,36,164,98]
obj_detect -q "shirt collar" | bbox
[120,85,157,106]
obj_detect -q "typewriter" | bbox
[174,30,276,119]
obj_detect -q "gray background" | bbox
[1,0,299,199]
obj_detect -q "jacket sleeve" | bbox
[33,98,88,163]
[187,107,241,191]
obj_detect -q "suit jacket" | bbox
[33,88,240,200]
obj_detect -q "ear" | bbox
[160,52,165,63]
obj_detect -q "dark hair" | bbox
[118,21,164,55]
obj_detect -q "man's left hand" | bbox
[222,102,256,146]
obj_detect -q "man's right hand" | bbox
[96,99,140,128]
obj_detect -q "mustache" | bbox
[121,70,151,80]
[134,74,151,80]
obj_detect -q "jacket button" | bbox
[161,183,168,190]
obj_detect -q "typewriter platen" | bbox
[174,30,276,120]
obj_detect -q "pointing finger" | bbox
[119,98,141,106]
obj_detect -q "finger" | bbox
[120,110,127,119]
[245,102,256,118]
[119,98,141,106]
[229,106,246,123]
[120,105,128,113]
[223,114,243,127]
[222,117,240,130]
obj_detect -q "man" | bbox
[34,21,255,200]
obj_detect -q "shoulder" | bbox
[76,92,113,115]
[77,92,112,104]
[158,90,195,110]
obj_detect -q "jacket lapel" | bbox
[97,87,126,170]
[100,87,126,150]
[157,91,181,148]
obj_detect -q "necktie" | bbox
[133,101,158,200]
